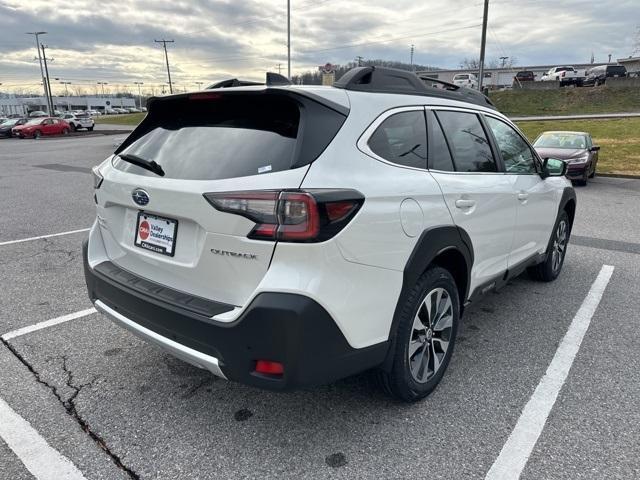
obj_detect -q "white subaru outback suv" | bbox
[84,67,575,401]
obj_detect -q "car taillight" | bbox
[203,189,364,242]
[562,71,566,77]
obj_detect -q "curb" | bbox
[597,173,640,180]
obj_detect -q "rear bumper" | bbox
[83,240,387,391]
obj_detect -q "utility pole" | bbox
[134,81,144,109]
[355,55,364,67]
[500,56,509,68]
[155,39,174,94]
[26,32,50,114]
[276,63,282,75]
[287,0,291,79]
[40,44,55,114]
[97,82,108,97]
[195,81,204,90]
[410,44,415,71]
[477,0,490,91]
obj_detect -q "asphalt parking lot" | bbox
[1,136,639,479]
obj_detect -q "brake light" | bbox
[203,189,364,242]
[188,92,222,100]
[562,71,566,77]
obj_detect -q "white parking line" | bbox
[1,308,97,341]
[0,396,88,480]
[0,228,90,247]
[485,264,615,480]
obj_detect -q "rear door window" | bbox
[426,111,455,172]
[367,110,427,169]
[435,111,497,172]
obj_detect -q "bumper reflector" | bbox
[255,360,284,376]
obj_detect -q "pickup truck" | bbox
[541,66,582,86]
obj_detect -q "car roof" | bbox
[540,131,589,136]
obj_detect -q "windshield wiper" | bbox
[118,153,165,177]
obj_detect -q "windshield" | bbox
[456,75,469,80]
[1,119,19,126]
[534,133,587,149]
[25,118,44,126]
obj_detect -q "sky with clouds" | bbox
[0,0,638,95]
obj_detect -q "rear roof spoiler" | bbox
[207,72,292,90]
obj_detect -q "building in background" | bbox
[617,56,640,75]
[0,96,136,116]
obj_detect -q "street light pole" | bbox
[26,32,51,114]
[97,82,108,97]
[134,82,144,109]
[477,0,490,91]
[195,81,204,90]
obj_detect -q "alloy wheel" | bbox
[551,220,568,273]
[408,287,453,383]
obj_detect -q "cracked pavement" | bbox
[1,136,639,479]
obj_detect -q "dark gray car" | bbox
[533,131,600,186]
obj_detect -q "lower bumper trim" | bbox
[94,299,227,379]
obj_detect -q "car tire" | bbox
[70,123,77,132]
[33,130,42,139]
[528,210,570,282]
[576,172,588,186]
[62,128,69,135]
[588,164,596,178]
[378,266,459,402]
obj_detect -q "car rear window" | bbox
[607,66,626,76]
[114,92,345,180]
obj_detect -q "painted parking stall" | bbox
[1,135,640,479]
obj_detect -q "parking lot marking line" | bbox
[0,396,88,480]
[0,228,90,247]
[485,264,615,480]
[1,308,97,341]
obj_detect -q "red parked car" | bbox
[12,117,71,139]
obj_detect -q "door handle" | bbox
[517,192,529,201]
[455,199,476,209]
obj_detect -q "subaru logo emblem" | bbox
[131,189,149,206]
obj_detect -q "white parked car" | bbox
[452,73,478,89]
[84,67,575,401]
[59,112,95,131]
[540,66,582,86]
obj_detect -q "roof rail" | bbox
[333,66,495,109]
[207,72,292,90]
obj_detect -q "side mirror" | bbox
[590,145,600,152]
[541,157,567,179]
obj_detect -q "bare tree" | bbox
[459,56,518,70]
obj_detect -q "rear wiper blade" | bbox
[118,153,165,177]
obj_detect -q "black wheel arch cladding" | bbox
[381,225,473,371]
